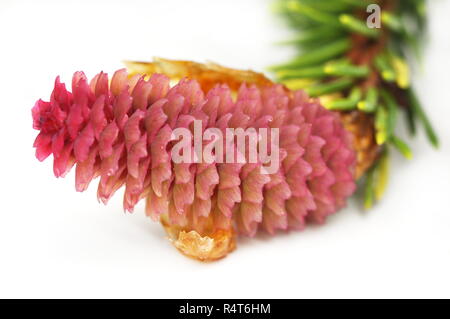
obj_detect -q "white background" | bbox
[0,0,449,298]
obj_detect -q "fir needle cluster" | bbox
[271,0,438,208]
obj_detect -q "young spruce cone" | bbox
[32,60,356,261]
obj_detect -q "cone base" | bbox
[160,215,236,262]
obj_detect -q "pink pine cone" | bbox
[32,69,356,236]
